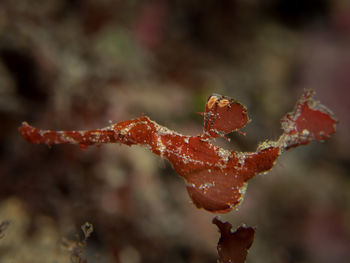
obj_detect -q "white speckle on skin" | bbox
[199,182,215,193]
[156,135,166,157]
[302,129,310,136]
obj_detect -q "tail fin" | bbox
[279,90,337,150]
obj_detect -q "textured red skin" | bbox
[18,90,336,213]
[213,217,255,263]
[280,90,337,149]
[203,94,249,138]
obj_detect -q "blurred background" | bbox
[0,0,350,262]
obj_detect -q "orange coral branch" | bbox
[19,90,337,213]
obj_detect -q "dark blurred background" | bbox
[0,0,350,262]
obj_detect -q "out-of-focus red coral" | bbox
[134,2,168,49]
[213,217,255,263]
[19,90,337,213]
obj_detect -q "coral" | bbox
[61,222,94,263]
